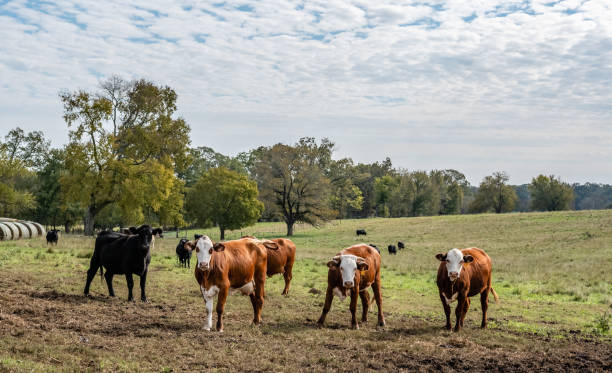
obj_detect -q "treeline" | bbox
[1,77,611,237]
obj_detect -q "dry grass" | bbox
[1,210,611,372]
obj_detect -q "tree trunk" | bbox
[286,221,294,236]
[84,207,96,236]
[64,221,71,234]
[220,227,225,240]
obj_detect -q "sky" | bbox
[1,0,611,185]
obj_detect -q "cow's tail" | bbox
[490,287,499,303]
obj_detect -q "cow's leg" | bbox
[281,264,293,296]
[139,270,148,302]
[104,271,115,297]
[359,290,370,322]
[253,273,266,325]
[439,291,452,330]
[454,295,467,332]
[83,257,100,296]
[200,288,214,331]
[350,286,359,329]
[216,286,228,332]
[460,297,470,328]
[317,286,334,326]
[372,277,385,326]
[480,289,490,328]
[125,273,134,301]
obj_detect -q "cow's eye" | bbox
[209,249,213,254]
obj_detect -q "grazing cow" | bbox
[387,245,397,255]
[356,229,367,236]
[194,236,279,331]
[368,244,380,253]
[176,238,193,268]
[435,247,499,332]
[84,225,162,301]
[397,241,405,250]
[46,229,59,245]
[317,244,385,329]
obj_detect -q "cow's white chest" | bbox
[230,280,255,296]
[333,287,347,301]
[201,285,219,299]
[444,292,458,305]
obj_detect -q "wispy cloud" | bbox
[0,0,611,183]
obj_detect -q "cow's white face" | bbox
[195,236,215,270]
[327,254,369,288]
[436,248,474,282]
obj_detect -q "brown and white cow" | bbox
[317,244,385,329]
[194,236,278,331]
[435,247,499,332]
[241,235,296,295]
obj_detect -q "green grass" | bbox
[0,210,611,371]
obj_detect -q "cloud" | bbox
[0,0,611,184]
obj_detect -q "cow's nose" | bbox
[449,272,458,279]
[344,281,354,288]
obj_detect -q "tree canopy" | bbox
[186,167,263,239]
[529,175,574,211]
[470,172,518,213]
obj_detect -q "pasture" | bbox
[1,210,611,372]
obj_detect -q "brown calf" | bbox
[317,244,385,329]
[436,247,499,332]
[193,236,278,331]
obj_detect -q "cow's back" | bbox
[220,239,267,287]
[266,238,296,276]
[461,248,492,297]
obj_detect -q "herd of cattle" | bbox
[67,224,497,332]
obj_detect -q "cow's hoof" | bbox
[443,325,451,330]
[378,321,386,327]
[141,298,148,303]
[351,324,359,330]
[203,326,211,331]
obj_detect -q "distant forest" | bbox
[1,77,611,236]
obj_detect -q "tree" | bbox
[329,158,363,219]
[529,175,574,211]
[59,78,191,235]
[469,172,517,213]
[180,146,247,187]
[253,138,333,236]
[374,175,398,217]
[186,167,263,239]
[430,169,466,215]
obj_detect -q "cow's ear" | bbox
[213,243,225,252]
[327,260,339,268]
[463,255,474,263]
[436,253,447,261]
[263,241,279,250]
[357,259,369,271]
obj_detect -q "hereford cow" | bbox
[194,236,278,331]
[84,225,162,301]
[435,247,499,332]
[317,244,385,329]
[265,238,296,295]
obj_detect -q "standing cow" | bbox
[84,225,162,302]
[46,229,59,245]
[317,244,385,329]
[435,247,498,332]
[265,238,296,295]
[194,236,278,331]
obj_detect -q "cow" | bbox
[356,229,367,236]
[194,236,279,332]
[265,238,296,295]
[397,241,405,250]
[435,247,499,332]
[317,244,385,329]
[387,245,397,255]
[176,238,193,268]
[84,225,162,302]
[120,226,164,238]
[194,234,203,240]
[46,229,59,245]
[368,244,380,253]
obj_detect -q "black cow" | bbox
[194,234,203,240]
[398,241,405,250]
[176,238,193,268]
[84,225,162,302]
[46,229,59,245]
[387,245,397,255]
[356,229,367,236]
[368,243,380,253]
[120,226,164,238]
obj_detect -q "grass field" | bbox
[1,210,611,371]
